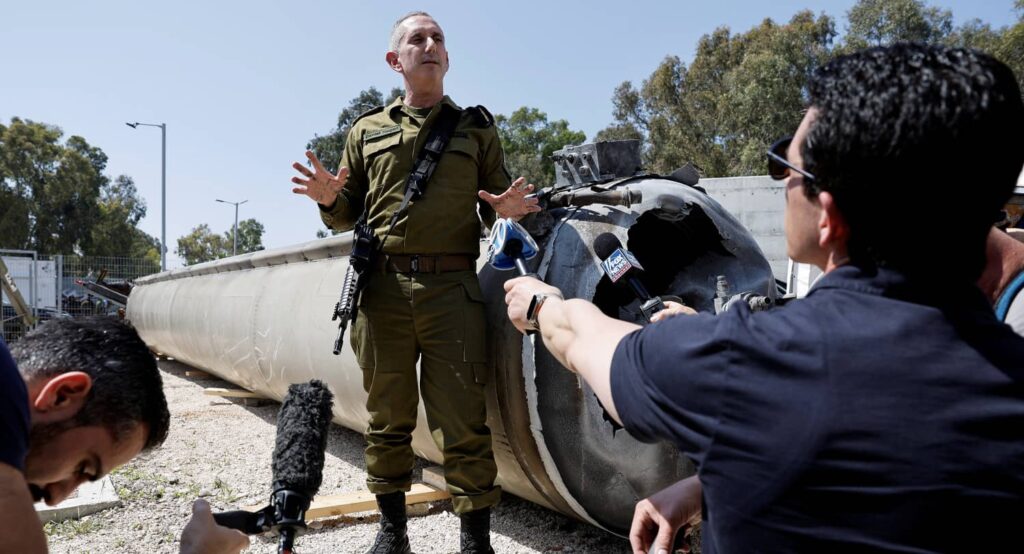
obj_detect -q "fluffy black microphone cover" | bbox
[593,232,623,261]
[271,380,334,497]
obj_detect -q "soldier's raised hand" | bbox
[291,150,349,207]
[478,177,542,221]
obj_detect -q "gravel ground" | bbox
[45,359,634,553]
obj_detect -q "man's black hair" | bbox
[803,43,1024,279]
[11,316,170,451]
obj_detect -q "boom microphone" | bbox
[593,233,665,322]
[213,380,334,554]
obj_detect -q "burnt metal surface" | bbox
[518,177,776,532]
[552,140,642,188]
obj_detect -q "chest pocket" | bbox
[363,129,402,160]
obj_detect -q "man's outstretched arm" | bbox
[0,463,47,554]
[504,276,640,423]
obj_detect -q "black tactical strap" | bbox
[375,104,461,242]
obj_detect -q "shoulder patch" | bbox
[363,125,401,142]
[351,105,385,127]
[465,105,495,128]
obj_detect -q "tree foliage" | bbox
[598,0,1023,177]
[495,107,586,187]
[227,218,265,255]
[175,224,225,266]
[0,118,159,260]
[599,12,835,176]
[843,0,952,50]
[176,218,265,265]
[89,175,161,263]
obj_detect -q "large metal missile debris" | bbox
[127,141,776,534]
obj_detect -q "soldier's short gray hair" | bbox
[389,11,435,52]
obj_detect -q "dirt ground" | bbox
[44,358,635,553]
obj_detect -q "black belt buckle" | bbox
[409,255,419,273]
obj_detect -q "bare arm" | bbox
[0,463,48,554]
[504,276,639,423]
[630,476,703,554]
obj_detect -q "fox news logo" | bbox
[600,249,643,283]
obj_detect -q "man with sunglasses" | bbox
[504,43,1024,553]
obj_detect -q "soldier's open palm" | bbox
[291,150,349,206]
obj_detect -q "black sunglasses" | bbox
[767,136,816,182]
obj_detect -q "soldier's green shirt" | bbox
[319,95,511,257]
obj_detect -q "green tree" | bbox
[175,224,228,265]
[88,175,161,264]
[843,0,1023,90]
[0,118,104,253]
[995,1,1024,90]
[226,218,265,255]
[843,0,953,51]
[947,18,1003,53]
[598,12,835,177]
[495,107,586,187]
[725,12,836,172]
[177,218,265,265]
[307,86,403,174]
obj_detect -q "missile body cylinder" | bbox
[127,177,776,534]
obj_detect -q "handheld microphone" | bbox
[593,233,665,322]
[489,218,544,335]
[487,218,539,276]
[214,380,334,554]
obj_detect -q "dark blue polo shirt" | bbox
[0,337,29,472]
[612,265,1024,553]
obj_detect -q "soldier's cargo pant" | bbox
[351,268,500,514]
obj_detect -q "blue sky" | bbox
[1,0,1018,268]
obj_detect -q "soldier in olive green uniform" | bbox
[291,11,539,554]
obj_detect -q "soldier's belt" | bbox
[379,254,475,274]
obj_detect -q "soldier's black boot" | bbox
[459,507,494,554]
[366,491,412,554]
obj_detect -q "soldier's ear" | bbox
[386,51,402,73]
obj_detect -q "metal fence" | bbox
[1,251,160,343]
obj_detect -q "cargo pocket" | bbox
[459,275,489,366]
[350,309,376,391]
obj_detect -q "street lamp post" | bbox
[126,122,167,271]
[216,199,248,256]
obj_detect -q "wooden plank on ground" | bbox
[421,466,446,491]
[203,387,263,399]
[242,483,449,520]
[185,370,211,378]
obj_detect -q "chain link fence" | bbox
[1,251,160,343]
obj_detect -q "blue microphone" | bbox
[487,219,539,276]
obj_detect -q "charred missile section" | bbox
[480,140,776,532]
[126,140,776,536]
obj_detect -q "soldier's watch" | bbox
[526,292,564,332]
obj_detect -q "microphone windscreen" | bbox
[501,237,524,258]
[594,233,623,261]
[271,380,334,497]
